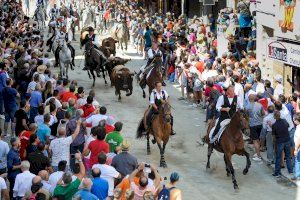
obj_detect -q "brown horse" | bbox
[137,102,172,168]
[140,57,163,98]
[203,110,251,190]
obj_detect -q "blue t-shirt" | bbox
[29,91,42,108]
[36,123,51,143]
[74,189,99,200]
[2,87,17,110]
[0,72,7,92]
[91,178,109,200]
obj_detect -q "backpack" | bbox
[158,185,176,200]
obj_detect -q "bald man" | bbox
[24,176,51,200]
[38,170,51,191]
[74,178,98,200]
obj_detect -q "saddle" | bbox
[208,118,231,144]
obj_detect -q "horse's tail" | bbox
[136,118,146,139]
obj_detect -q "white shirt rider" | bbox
[149,82,169,109]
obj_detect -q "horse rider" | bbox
[65,12,77,41]
[147,81,175,135]
[47,16,64,52]
[53,25,76,68]
[138,42,166,86]
[49,4,60,20]
[211,85,244,141]
[81,27,108,73]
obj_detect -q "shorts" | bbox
[250,125,262,140]
[5,107,17,123]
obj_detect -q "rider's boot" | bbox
[82,66,88,70]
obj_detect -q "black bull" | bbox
[111,65,134,101]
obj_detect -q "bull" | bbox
[111,65,134,101]
[102,37,118,56]
[107,56,131,85]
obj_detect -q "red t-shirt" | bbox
[19,130,33,160]
[204,84,223,97]
[88,140,109,166]
[258,98,268,111]
[60,92,78,103]
[81,104,95,118]
[105,124,115,134]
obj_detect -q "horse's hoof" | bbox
[160,162,167,168]
[243,169,248,175]
[227,172,230,177]
[143,94,146,98]
[234,185,239,191]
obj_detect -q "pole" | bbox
[181,0,185,15]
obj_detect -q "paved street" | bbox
[45,31,299,199]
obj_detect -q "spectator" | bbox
[106,121,124,153]
[83,126,109,167]
[0,176,9,200]
[272,111,293,177]
[49,120,81,171]
[0,128,9,175]
[24,175,51,200]
[245,94,265,161]
[293,114,300,180]
[129,163,160,200]
[157,172,182,200]
[34,105,45,125]
[112,140,138,178]
[262,105,276,164]
[91,167,109,200]
[53,152,85,200]
[66,109,86,171]
[67,98,76,118]
[29,83,43,123]
[27,142,52,175]
[81,95,95,118]
[76,86,86,107]
[13,161,35,199]
[14,100,30,136]
[7,137,21,198]
[60,84,77,103]
[36,113,51,144]
[2,78,19,136]
[0,62,8,119]
[26,133,40,158]
[92,153,121,197]
[38,170,52,192]
[19,123,38,160]
[45,90,62,110]
[85,106,108,127]
[105,115,116,134]
[74,178,98,200]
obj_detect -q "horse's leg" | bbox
[206,144,213,169]
[87,69,91,79]
[161,142,167,168]
[91,70,96,87]
[225,153,238,190]
[102,67,107,85]
[157,142,167,168]
[147,133,151,155]
[224,154,230,177]
[241,148,251,175]
[142,89,146,98]
[66,64,69,80]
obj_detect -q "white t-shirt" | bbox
[92,164,120,196]
[0,177,7,200]
[86,114,108,127]
[234,82,244,106]
[49,136,73,166]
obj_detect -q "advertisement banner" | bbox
[274,0,300,41]
[267,40,300,67]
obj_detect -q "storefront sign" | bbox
[267,40,300,67]
[274,0,300,41]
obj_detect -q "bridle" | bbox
[160,103,172,123]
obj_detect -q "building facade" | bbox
[256,0,300,94]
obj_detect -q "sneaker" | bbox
[287,173,295,180]
[252,154,262,161]
[272,173,282,178]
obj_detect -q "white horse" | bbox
[34,6,47,30]
[53,39,72,79]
